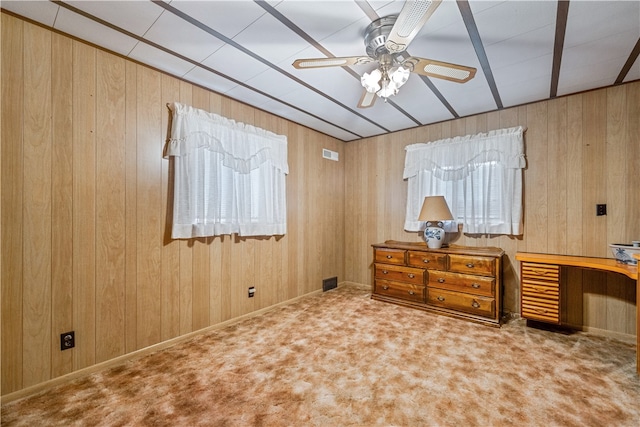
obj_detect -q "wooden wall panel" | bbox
[136,66,163,349]
[124,61,138,354]
[1,12,637,397]
[160,74,181,342]
[95,51,127,363]
[1,14,24,394]
[0,12,346,396]
[344,82,640,337]
[72,40,97,371]
[177,81,194,334]
[566,96,584,254]
[22,23,52,388]
[50,32,74,379]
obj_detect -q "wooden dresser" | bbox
[372,241,504,327]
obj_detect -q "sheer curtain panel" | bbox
[165,102,288,239]
[404,126,526,235]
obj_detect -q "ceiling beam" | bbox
[550,0,570,98]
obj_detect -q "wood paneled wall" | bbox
[344,81,640,337]
[1,14,345,395]
[2,11,638,397]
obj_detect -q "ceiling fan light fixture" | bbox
[390,66,410,85]
[376,77,399,98]
[361,68,382,93]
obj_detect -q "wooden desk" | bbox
[515,252,639,374]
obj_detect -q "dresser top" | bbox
[373,240,504,257]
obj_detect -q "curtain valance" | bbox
[165,102,288,174]
[164,102,288,239]
[403,126,526,181]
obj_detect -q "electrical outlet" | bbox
[596,204,607,216]
[248,286,255,298]
[60,331,75,351]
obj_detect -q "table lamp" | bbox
[418,196,454,249]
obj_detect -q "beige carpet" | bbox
[2,285,639,426]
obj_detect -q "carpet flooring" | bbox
[2,285,639,426]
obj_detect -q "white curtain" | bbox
[165,102,288,239]
[404,126,526,235]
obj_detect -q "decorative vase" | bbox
[424,221,445,249]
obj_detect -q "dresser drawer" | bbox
[521,263,559,282]
[407,251,447,270]
[427,288,495,318]
[374,263,424,285]
[449,254,496,276]
[521,297,560,324]
[375,279,425,303]
[428,271,495,297]
[374,248,406,265]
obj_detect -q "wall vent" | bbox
[322,148,339,161]
[322,276,338,292]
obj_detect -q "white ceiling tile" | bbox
[1,0,59,27]
[500,74,552,108]
[143,11,226,63]
[200,44,271,83]
[273,0,368,43]
[5,0,636,141]
[170,0,266,39]
[231,13,311,65]
[66,0,164,36]
[128,42,195,77]
[182,66,239,94]
[244,68,315,101]
[53,7,138,56]
[259,99,362,141]
[280,88,387,137]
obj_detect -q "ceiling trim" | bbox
[616,37,640,85]
[550,0,569,98]
[457,0,502,110]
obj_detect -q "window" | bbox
[165,103,288,239]
[404,126,526,235]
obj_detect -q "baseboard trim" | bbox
[1,287,324,405]
[561,322,637,345]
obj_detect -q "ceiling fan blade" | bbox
[402,57,476,83]
[358,90,377,108]
[292,56,374,69]
[385,0,442,54]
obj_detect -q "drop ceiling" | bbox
[3,0,639,142]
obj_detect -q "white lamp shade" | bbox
[361,69,382,93]
[390,66,410,85]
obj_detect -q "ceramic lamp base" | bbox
[424,221,445,249]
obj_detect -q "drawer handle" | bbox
[471,283,481,289]
[382,285,389,290]
[533,307,548,314]
[466,263,475,268]
[408,291,415,295]
[437,296,445,302]
[407,273,415,279]
[422,259,430,264]
[472,300,480,308]
[386,255,393,259]
[382,270,389,274]
[531,268,549,275]
[437,278,445,283]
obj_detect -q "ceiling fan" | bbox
[292,0,476,108]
